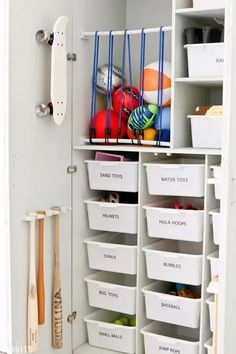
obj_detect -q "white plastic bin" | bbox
[85,233,137,274]
[189,116,223,149]
[185,43,224,78]
[143,240,203,285]
[193,0,225,9]
[204,338,213,354]
[85,160,139,192]
[84,272,137,315]
[84,310,136,354]
[141,322,200,354]
[210,165,221,179]
[85,198,138,234]
[207,251,219,281]
[206,296,214,332]
[144,158,205,197]
[144,199,204,242]
[142,283,201,328]
[208,178,221,200]
[209,209,221,245]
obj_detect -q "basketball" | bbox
[142,61,171,106]
[128,104,157,130]
[143,128,157,141]
[90,110,126,138]
[96,64,123,95]
[113,86,140,122]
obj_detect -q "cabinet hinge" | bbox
[67,165,77,174]
[67,52,77,61]
[67,311,77,324]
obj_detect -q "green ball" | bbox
[129,318,136,327]
[128,104,158,130]
[114,319,123,326]
[119,316,129,326]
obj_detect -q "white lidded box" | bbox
[84,271,137,315]
[188,116,223,149]
[144,198,204,242]
[143,240,203,285]
[85,233,137,275]
[85,198,138,234]
[206,296,214,332]
[142,282,201,328]
[85,160,139,192]
[144,158,205,197]
[204,338,213,354]
[185,43,224,78]
[209,209,221,245]
[84,310,136,354]
[193,0,225,9]
[141,322,200,354]
[207,251,219,281]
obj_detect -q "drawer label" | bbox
[100,172,123,179]
[98,290,119,298]
[216,58,224,64]
[158,346,180,353]
[161,302,180,310]
[102,213,120,220]
[161,177,189,183]
[99,331,123,340]
[163,262,181,269]
[104,253,116,260]
[159,219,187,227]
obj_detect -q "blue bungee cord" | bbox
[105,31,114,141]
[156,26,165,146]
[90,31,100,141]
[137,28,146,142]
[117,30,127,140]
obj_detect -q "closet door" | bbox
[9,0,73,353]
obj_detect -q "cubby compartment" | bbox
[85,160,139,192]
[207,251,219,281]
[144,198,204,242]
[84,310,136,354]
[84,272,137,314]
[141,322,200,354]
[209,209,221,245]
[142,282,201,328]
[206,296,214,332]
[143,240,203,285]
[144,158,205,197]
[85,233,137,274]
[85,198,138,234]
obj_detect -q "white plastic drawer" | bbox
[193,0,225,9]
[142,283,201,328]
[144,199,204,242]
[204,338,213,354]
[141,322,200,354]
[144,158,205,197]
[208,178,221,200]
[85,198,138,234]
[84,272,137,315]
[85,160,139,192]
[85,233,137,274]
[189,116,223,149]
[206,296,214,332]
[207,251,219,282]
[84,310,136,354]
[209,209,221,245]
[143,240,203,285]
[185,43,224,78]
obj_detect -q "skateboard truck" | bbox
[35,16,68,126]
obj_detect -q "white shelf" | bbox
[175,77,223,87]
[75,344,123,354]
[175,7,225,19]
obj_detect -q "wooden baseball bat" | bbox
[37,210,46,325]
[28,217,38,353]
[52,211,63,349]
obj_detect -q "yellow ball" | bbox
[143,128,156,141]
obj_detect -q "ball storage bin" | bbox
[144,158,205,197]
[193,0,225,9]
[144,199,204,242]
[84,271,137,314]
[143,240,203,285]
[85,160,139,192]
[185,43,224,78]
[85,233,137,274]
[188,116,223,149]
[142,283,201,328]
[84,310,136,354]
[141,322,200,354]
[204,338,213,354]
[85,198,138,234]
[206,296,214,332]
[207,251,219,281]
[209,209,221,245]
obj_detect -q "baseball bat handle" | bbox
[37,211,45,325]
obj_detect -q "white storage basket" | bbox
[209,209,221,245]
[84,310,136,354]
[185,43,224,78]
[141,322,200,354]
[85,233,137,274]
[85,160,139,192]
[143,240,203,285]
[207,251,219,281]
[206,296,214,332]
[193,0,225,9]
[208,178,221,200]
[85,198,138,234]
[144,198,204,242]
[142,283,201,328]
[144,158,205,197]
[188,116,223,149]
[84,271,137,315]
[204,338,213,354]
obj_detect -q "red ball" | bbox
[90,110,126,139]
[113,86,140,122]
